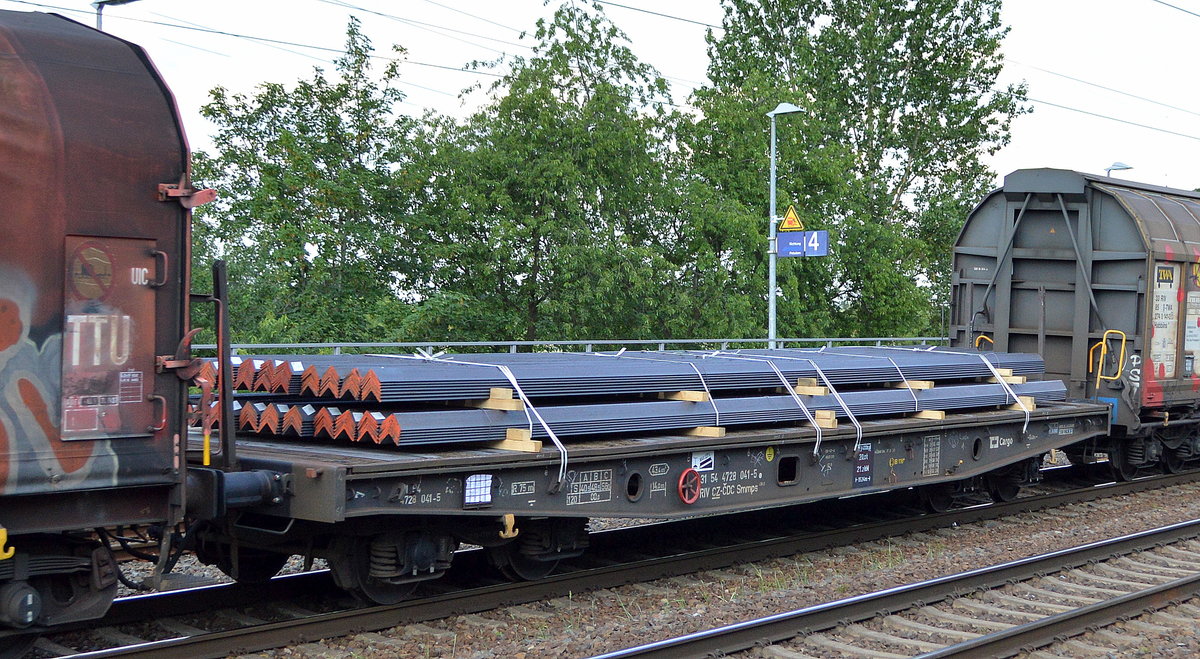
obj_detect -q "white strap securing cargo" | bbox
[972,352,1031,432]
[591,349,721,427]
[804,359,863,451]
[726,350,865,452]
[816,347,920,412]
[371,351,569,493]
[880,346,1031,431]
[688,351,825,456]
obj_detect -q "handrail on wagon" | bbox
[1088,329,1128,388]
[193,336,947,355]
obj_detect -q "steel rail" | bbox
[920,573,1200,657]
[591,514,1200,658]
[38,469,1200,658]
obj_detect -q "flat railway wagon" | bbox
[0,8,1121,653]
[951,168,1200,477]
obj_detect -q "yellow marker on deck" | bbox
[499,513,519,539]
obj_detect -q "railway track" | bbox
[19,466,1200,658]
[596,517,1200,658]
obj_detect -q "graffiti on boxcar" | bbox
[0,269,119,494]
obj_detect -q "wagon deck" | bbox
[219,399,1110,523]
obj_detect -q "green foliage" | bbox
[190,1,1026,344]
[192,18,418,342]
[694,0,1027,337]
[410,2,751,341]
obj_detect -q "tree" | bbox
[192,18,418,342]
[408,2,745,342]
[692,0,1027,337]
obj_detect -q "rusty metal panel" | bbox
[62,237,158,440]
[0,11,187,505]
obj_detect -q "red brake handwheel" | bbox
[678,467,701,504]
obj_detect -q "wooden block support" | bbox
[912,410,946,420]
[489,427,543,453]
[813,409,837,421]
[686,426,726,438]
[888,380,935,390]
[995,368,1014,376]
[814,417,838,429]
[466,387,526,411]
[793,385,829,396]
[988,375,1027,384]
[658,390,711,402]
[795,377,819,387]
[1005,396,1036,411]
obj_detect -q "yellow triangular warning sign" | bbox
[778,204,804,231]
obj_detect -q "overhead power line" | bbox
[318,0,531,54]
[1148,0,1200,19]
[0,0,503,78]
[418,0,523,35]
[3,0,1189,140]
[1007,58,1200,119]
[1025,96,1200,143]
[150,10,330,63]
[593,1,723,30]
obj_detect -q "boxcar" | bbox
[951,168,1200,474]
[0,10,193,629]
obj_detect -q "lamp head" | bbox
[1105,162,1133,176]
[767,102,804,117]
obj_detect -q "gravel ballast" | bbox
[221,480,1200,658]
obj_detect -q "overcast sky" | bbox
[4,0,1199,190]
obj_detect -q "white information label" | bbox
[1186,288,1200,375]
[1151,263,1179,379]
[566,469,613,505]
[464,474,493,506]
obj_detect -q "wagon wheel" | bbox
[986,475,1022,503]
[918,483,955,513]
[328,536,417,605]
[487,543,560,581]
[985,464,1023,503]
[1163,447,1188,474]
[1111,444,1139,481]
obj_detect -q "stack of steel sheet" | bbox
[227,356,308,393]
[207,347,1061,448]
[208,348,1045,403]
[229,379,1065,446]
[280,404,318,438]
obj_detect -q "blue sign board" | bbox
[778,230,829,257]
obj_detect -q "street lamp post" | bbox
[92,0,141,31]
[767,102,804,349]
[1105,162,1132,177]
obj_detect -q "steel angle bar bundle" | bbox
[216,347,1046,403]
[239,379,1066,446]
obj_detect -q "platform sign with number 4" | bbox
[778,230,829,257]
